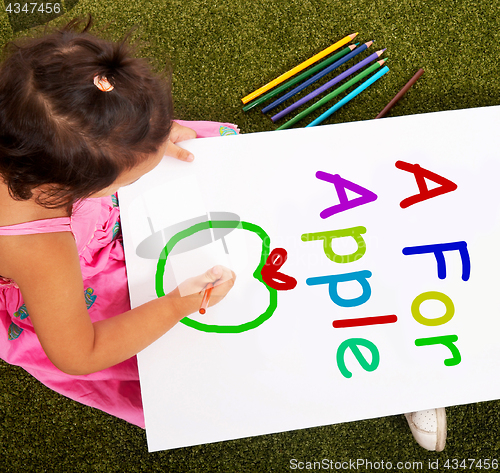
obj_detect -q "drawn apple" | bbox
[156,220,279,333]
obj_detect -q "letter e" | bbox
[337,338,380,378]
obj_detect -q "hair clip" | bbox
[93,74,114,92]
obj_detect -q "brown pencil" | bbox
[199,283,214,315]
[375,68,424,118]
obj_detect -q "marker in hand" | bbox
[199,283,214,315]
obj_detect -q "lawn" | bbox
[1,0,500,471]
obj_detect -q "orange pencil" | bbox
[199,283,214,315]
[241,32,358,104]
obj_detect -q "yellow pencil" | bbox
[241,32,358,104]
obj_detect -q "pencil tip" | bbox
[365,41,374,47]
[350,32,359,39]
[377,48,387,55]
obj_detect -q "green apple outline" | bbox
[155,220,278,333]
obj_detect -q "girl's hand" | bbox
[164,122,197,162]
[167,265,236,318]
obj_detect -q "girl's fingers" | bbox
[170,122,197,142]
[164,141,194,162]
[177,266,235,297]
[164,122,197,161]
[202,266,235,288]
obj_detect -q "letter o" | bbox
[411,291,455,326]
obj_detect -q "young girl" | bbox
[0,17,237,429]
[0,17,446,451]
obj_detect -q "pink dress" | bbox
[0,120,239,428]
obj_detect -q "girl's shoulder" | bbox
[0,225,77,286]
[0,183,73,280]
[0,182,69,227]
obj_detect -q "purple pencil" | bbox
[271,49,386,122]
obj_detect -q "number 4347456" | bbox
[5,3,61,14]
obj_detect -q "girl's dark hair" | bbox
[0,16,173,210]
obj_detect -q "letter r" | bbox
[415,335,461,366]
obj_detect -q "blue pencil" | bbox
[271,49,385,122]
[261,41,373,114]
[306,66,390,127]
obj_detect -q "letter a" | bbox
[396,161,458,208]
[316,171,378,219]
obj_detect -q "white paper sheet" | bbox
[119,106,500,452]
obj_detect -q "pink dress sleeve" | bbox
[0,217,70,235]
[174,120,240,138]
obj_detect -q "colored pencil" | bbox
[271,49,386,122]
[241,33,358,104]
[242,44,357,112]
[199,283,214,315]
[375,68,424,118]
[306,66,390,127]
[262,41,373,114]
[277,59,387,130]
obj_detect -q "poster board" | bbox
[119,106,500,452]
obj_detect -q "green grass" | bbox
[2,0,500,471]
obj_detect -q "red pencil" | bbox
[199,283,214,315]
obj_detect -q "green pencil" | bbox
[242,44,358,112]
[276,58,387,130]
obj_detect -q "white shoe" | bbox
[404,408,447,451]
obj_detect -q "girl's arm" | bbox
[2,230,235,375]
